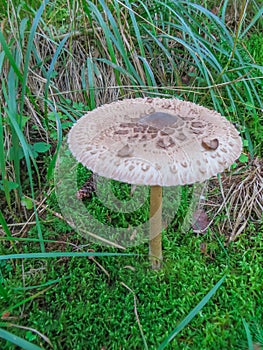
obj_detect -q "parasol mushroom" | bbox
[68,97,242,269]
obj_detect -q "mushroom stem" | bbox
[149,185,163,269]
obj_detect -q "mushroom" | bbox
[68,97,242,269]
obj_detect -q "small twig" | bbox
[89,256,110,280]
[120,282,149,350]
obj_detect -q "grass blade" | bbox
[0,252,134,260]
[240,7,263,39]
[0,32,23,82]
[86,0,121,86]
[86,57,96,110]
[158,275,226,350]
[3,105,44,252]
[0,210,12,240]
[0,106,11,207]
[44,33,70,116]
[0,328,42,350]
[20,0,49,115]
[46,104,62,180]
[243,319,254,350]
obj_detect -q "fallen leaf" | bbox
[192,209,209,234]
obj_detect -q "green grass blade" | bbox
[46,104,62,180]
[0,210,12,240]
[99,0,143,84]
[242,319,254,350]
[3,285,56,315]
[3,107,36,184]
[141,28,179,76]
[156,1,212,80]
[44,33,70,115]
[0,51,5,72]
[0,236,72,244]
[158,275,226,350]
[0,106,11,207]
[124,0,154,88]
[97,58,139,83]
[188,2,233,42]
[88,0,145,86]
[138,55,158,89]
[0,252,134,260]
[0,328,42,350]
[240,7,263,39]
[86,1,121,85]
[133,0,157,36]
[220,0,229,22]
[4,107,44,252]
[2,71,22,194]
[19,17,29,43]
[13,277,64,291]
[86,57,96,110]
[20,0,49,115]
[0,32,23,82]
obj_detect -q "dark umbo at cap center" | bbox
[139,112,178,128]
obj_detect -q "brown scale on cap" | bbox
[68,98,242,187]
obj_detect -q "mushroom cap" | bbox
[68,98,242,186]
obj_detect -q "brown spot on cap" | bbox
[175,132,187,141]
[117,144,134,157]
[156,137,175,149]
[114,129,129,135]
[191,121,204,128]
[202,138,219,151]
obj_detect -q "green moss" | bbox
[1,224,263,349]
